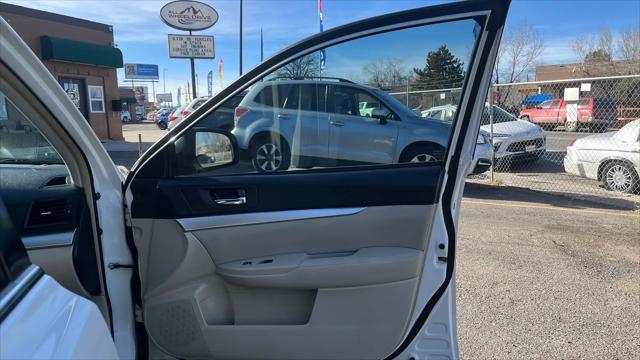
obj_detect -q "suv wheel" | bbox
[251,136,291,172]
[603,161,639,193]
[401,145,443,164]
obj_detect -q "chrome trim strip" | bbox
[178,207,366,232]
[22,230,75,250]
[0,265,43,322]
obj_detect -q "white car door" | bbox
[0,200,118,359]
[123,1,510,359]
[1,0,510,358]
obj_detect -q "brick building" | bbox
[0,2,125,140]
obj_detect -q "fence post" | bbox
[489,85,495,183]
[406,79,410,106]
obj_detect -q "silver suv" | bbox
[232,78,452,172]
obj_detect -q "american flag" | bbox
[318,0,326,71]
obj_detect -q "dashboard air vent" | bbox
[27,199,70,227]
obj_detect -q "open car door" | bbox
[126,1,509,358]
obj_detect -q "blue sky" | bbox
[6,0,639,103]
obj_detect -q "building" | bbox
[536,60,640,81]
[0,3,124,140]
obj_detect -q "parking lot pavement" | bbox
[458,183,640,359]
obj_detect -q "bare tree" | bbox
[572,26,614,63]
[493,21,544,106]
[277,53,320,78]
[363,59,408,88]
[618,26,640,61]
[493,21,545,85]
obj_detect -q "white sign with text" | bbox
[168,34,215,59]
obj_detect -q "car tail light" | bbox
[168,115,177,122]
[568,139,576,147]
[235,106,250,121]
[182,111,190,118]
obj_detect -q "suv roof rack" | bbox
[271,76,354,84]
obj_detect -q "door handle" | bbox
[277,114,289,119]
[330,120,345,127]
[214,196,247,206]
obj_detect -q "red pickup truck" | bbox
[518,98,616,132]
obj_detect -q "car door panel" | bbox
[126,1,509,359]
[133,203,432,359]
[131,164,441,218]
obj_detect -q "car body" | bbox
[564,119,640,193]
[167,104,186,130]
[423,103,546,165]
[518,97,616,132]
[168,97,209,130]
[232,79,453,171]
[0,2,510,359]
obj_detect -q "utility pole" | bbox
[189,30,197,98]
[239,0,243,76]
[163,68,167,92]
[260,27,264,62]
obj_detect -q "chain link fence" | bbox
[389,75,640,209]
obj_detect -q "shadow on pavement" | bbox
[463,182,638,211]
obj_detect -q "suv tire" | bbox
[250,135,291,172]
[400,145,443,164]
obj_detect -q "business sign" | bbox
[133,86,148,103]
[160,0,218,31]
[124,64,159,80]
[156,93,173,102]
[168,34,214,59]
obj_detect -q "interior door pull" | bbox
[214,196,247,206]
[330,120,345,127]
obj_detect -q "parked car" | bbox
[423,103,546,165]
[120,109,131,122]
[233,78,456,172]
[167,104,187,130]
[518,97,616,132]
[564,119,640,193]
[0,2,509,359]
[168,97,209,130]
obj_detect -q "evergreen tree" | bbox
[413,45,464,90]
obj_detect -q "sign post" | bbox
[160,0,218,100]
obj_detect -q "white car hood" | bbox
[480,120,542,138]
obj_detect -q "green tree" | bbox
[413,45,464,90]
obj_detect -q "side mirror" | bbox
[371,108,388,124]
[174,128,239,174]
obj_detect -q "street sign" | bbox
[124,64,159,80]
[168,34,215,59]
[160,0,218,31]
[156,93,173,102]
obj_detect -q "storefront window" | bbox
[88,85,105,113]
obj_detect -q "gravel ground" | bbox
[458,184,640,359]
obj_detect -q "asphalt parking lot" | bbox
[458,184,639,359]
[106,122,639,359]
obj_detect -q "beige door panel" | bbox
[132,205,432,359]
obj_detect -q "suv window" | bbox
[0,90,64,165]
[329,86,392,118]
[551,100,560,107]
[539,100,551,108]
[283,84,317,111]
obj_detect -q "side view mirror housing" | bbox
[174,128,239,175]
[371,108,388,125]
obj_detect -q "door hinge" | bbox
[108,262,134,270]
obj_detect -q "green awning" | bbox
[40,36,123,68]
[120,97,137,104]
